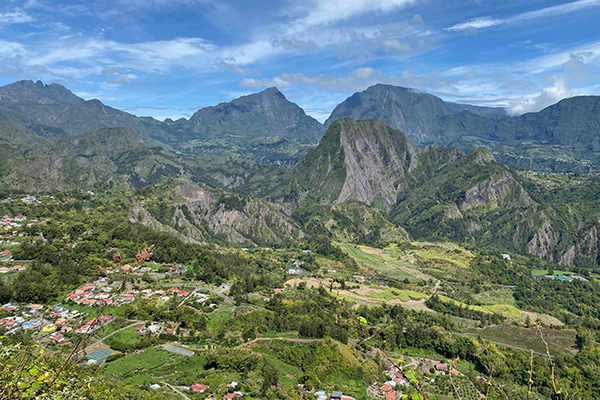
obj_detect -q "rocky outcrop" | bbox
[168,184,305,246]
[461,172,531,211]
[527,217,558,261]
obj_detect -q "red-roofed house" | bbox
[49,333,64,342]
[191,383,209,393]
[385,392,396,399]
[273,288,284,294]
[435,363,448,371]
[380,384,393,392]
[178,291,190,296]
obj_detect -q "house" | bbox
[149,384,161,390]
[273,288,284,294]
[331,391,344,400]
[385,392,396,399]
[191,384,209,393]
[450,369,459,375]
[435,363,448,371]
[0,267,9,273]
[380,384,393,392]
[49,333,64,342]
[12,265,26,271]
[315,391,327,400]
[223,392,243,399]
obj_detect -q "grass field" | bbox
[206,309,233,330]
[531,269,575,276]
[438,295,521,319]
[368,288,429,302]
[474,289,516,306]
[104,327,139,345]
[338,243,421,282]
[464,325,577,356]
[106,347,182,376]
[391,242,474,269]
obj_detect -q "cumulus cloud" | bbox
[506,77,574,115]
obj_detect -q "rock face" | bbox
[461,172,531,212]
[528,218,558,261]
[291,118,419,210]
[148,184,306,246]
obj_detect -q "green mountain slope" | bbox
[289,118,600,267]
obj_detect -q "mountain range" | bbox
[0,79,599,267]
[2,80,600,170]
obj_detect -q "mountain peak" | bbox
[0,80,85,104]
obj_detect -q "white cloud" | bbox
[291,0,418,30]
[240,67,451,93]
[511,0,600,22]
[444,1,600,34]
[0,10,34,24]
[101,66,127,75]
[445,16,502,32]
[506,77,575,115]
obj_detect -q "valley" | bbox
[1,79,600,400]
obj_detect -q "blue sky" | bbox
[0,0,599,121]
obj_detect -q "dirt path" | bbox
[163,382,191,400]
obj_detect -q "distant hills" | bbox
[0,81,323,164]
[1,80,599,170]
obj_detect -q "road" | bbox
[162,382,191,400]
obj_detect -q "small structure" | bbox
[191,383,209,393]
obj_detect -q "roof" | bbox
[191,383,209,392]
[385,392,396,399]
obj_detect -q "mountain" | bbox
[186,87,323,142]
[0,80,326,165]
[288,118,418,209]
[324,84,507,142]
[288,118,600,267]
[0,80,176,146]
[0,125,188,192]
[325,84,600,171]
[166,87,324,165]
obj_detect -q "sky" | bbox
[0,0,599,122]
